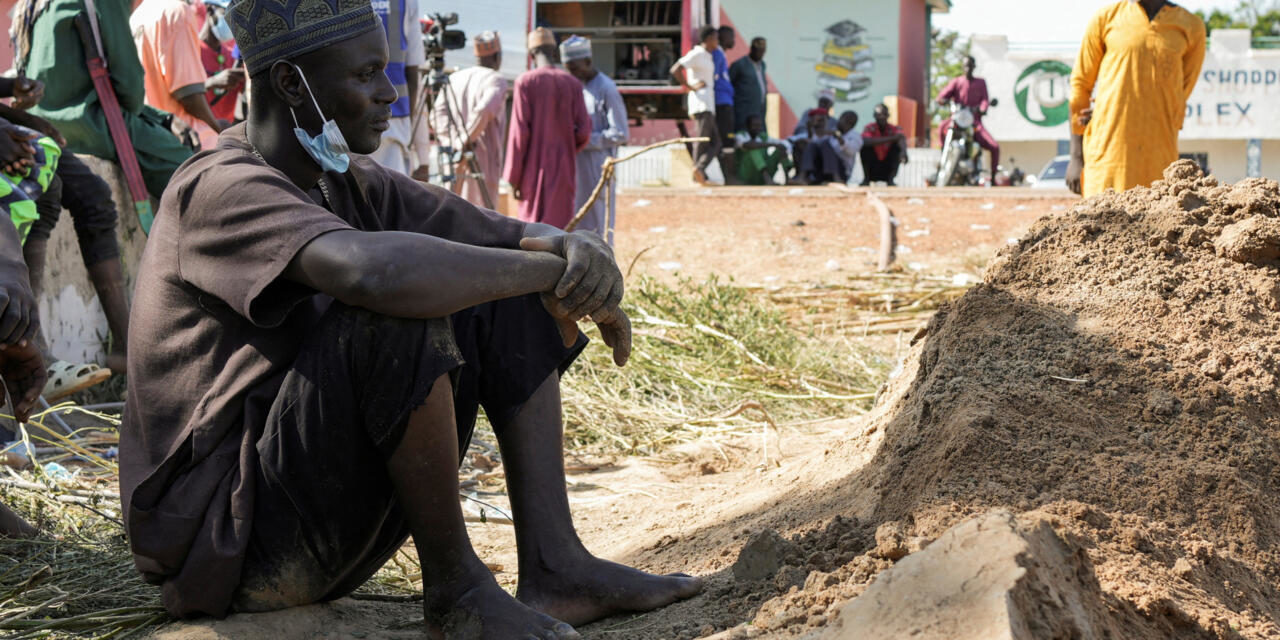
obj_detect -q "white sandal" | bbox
[42,360,113,402]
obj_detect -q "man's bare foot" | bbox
[425,575,580,640]
[517,555,704,626]
[692,168,709,185]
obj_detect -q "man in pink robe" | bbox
[503,28,591,228]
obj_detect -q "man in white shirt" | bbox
[670,25,719,185]
[830,111,863,183]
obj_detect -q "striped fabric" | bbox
[1,127,61,243]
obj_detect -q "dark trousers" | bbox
[692,111,721,173]
[860,144,903,186]
[800,139,847,184]
[230,294,586,612]
[30,153,121,264]
[715,104,735,147]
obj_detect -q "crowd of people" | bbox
[671,25,914,188]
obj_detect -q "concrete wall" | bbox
[1006,138,1276,184]
[39,156,146,366]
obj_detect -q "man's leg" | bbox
[692,112,716,184]
[451,294,703,626]
[232,303,580,639]
[882,144,902,186]
[497,375,703,625]
[858,146,879,186]
[975,125,1000,178]
[56,154,129,372]
[716,105,737,185]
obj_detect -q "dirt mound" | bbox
[669,162,1280,639]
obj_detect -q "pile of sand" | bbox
[681,161,1280,639]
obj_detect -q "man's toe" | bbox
[552,622,581,639]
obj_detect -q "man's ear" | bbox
[268,61,307,109]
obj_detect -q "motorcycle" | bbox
[934,98,997,187]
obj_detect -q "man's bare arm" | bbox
[284,229,566,319]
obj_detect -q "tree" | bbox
[1198,1,1280,37]
[1197,8,1245,32]
[929,28,969,129]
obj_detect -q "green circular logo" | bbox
[1014,60,1072,127]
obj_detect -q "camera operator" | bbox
[426,31,508,207]
[368,0,426,174]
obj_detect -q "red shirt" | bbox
[937,75,990,123]
[863,121,903,162]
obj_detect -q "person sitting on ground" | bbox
[793,91,835,137]
[13,0,194,200]
[798,111,843,184]
[0,79,132,385]
[859,103,908,186]
[733,113,793,185]
[828,111,862,183]
[120,2,702,636]
[131,0,238,150]
[0,134,50,539]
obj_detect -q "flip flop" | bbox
[43,360,112,402]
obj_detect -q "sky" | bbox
[934,0,1247,43]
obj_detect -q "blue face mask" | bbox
[287,64,351,174]
[210,13,233,43]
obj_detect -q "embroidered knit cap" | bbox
[474,30,501,57]
[526,27,556,50]
[228,0,382,76]
[559,35,592,62]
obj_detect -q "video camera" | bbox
[421,12,466,57]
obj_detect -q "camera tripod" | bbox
[410,59,496,210]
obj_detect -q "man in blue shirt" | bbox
[714,25,736,182]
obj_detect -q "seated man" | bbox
[828,111,862,183]
[798,111,843,184]
[734,114,792,185]
[859,103,908,186]
[120,2,702,637]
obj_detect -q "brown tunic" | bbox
[121,123,526,616]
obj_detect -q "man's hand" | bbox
[1076,107,1093,129]
[1066,155,1084,194]
[206,68,246,92]
[1067,132,1085,195]
[0,341,45,423]
[520,233,630,366]
[0,278,43,423]
[0,127,37,175]
[10,78,44,110]
[690,80,707,91]
[512,186,523,201]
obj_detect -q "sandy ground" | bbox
[613,186,1077,285]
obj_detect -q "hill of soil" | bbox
[730,160,1280,638]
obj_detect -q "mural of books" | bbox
[814,19,872,103]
